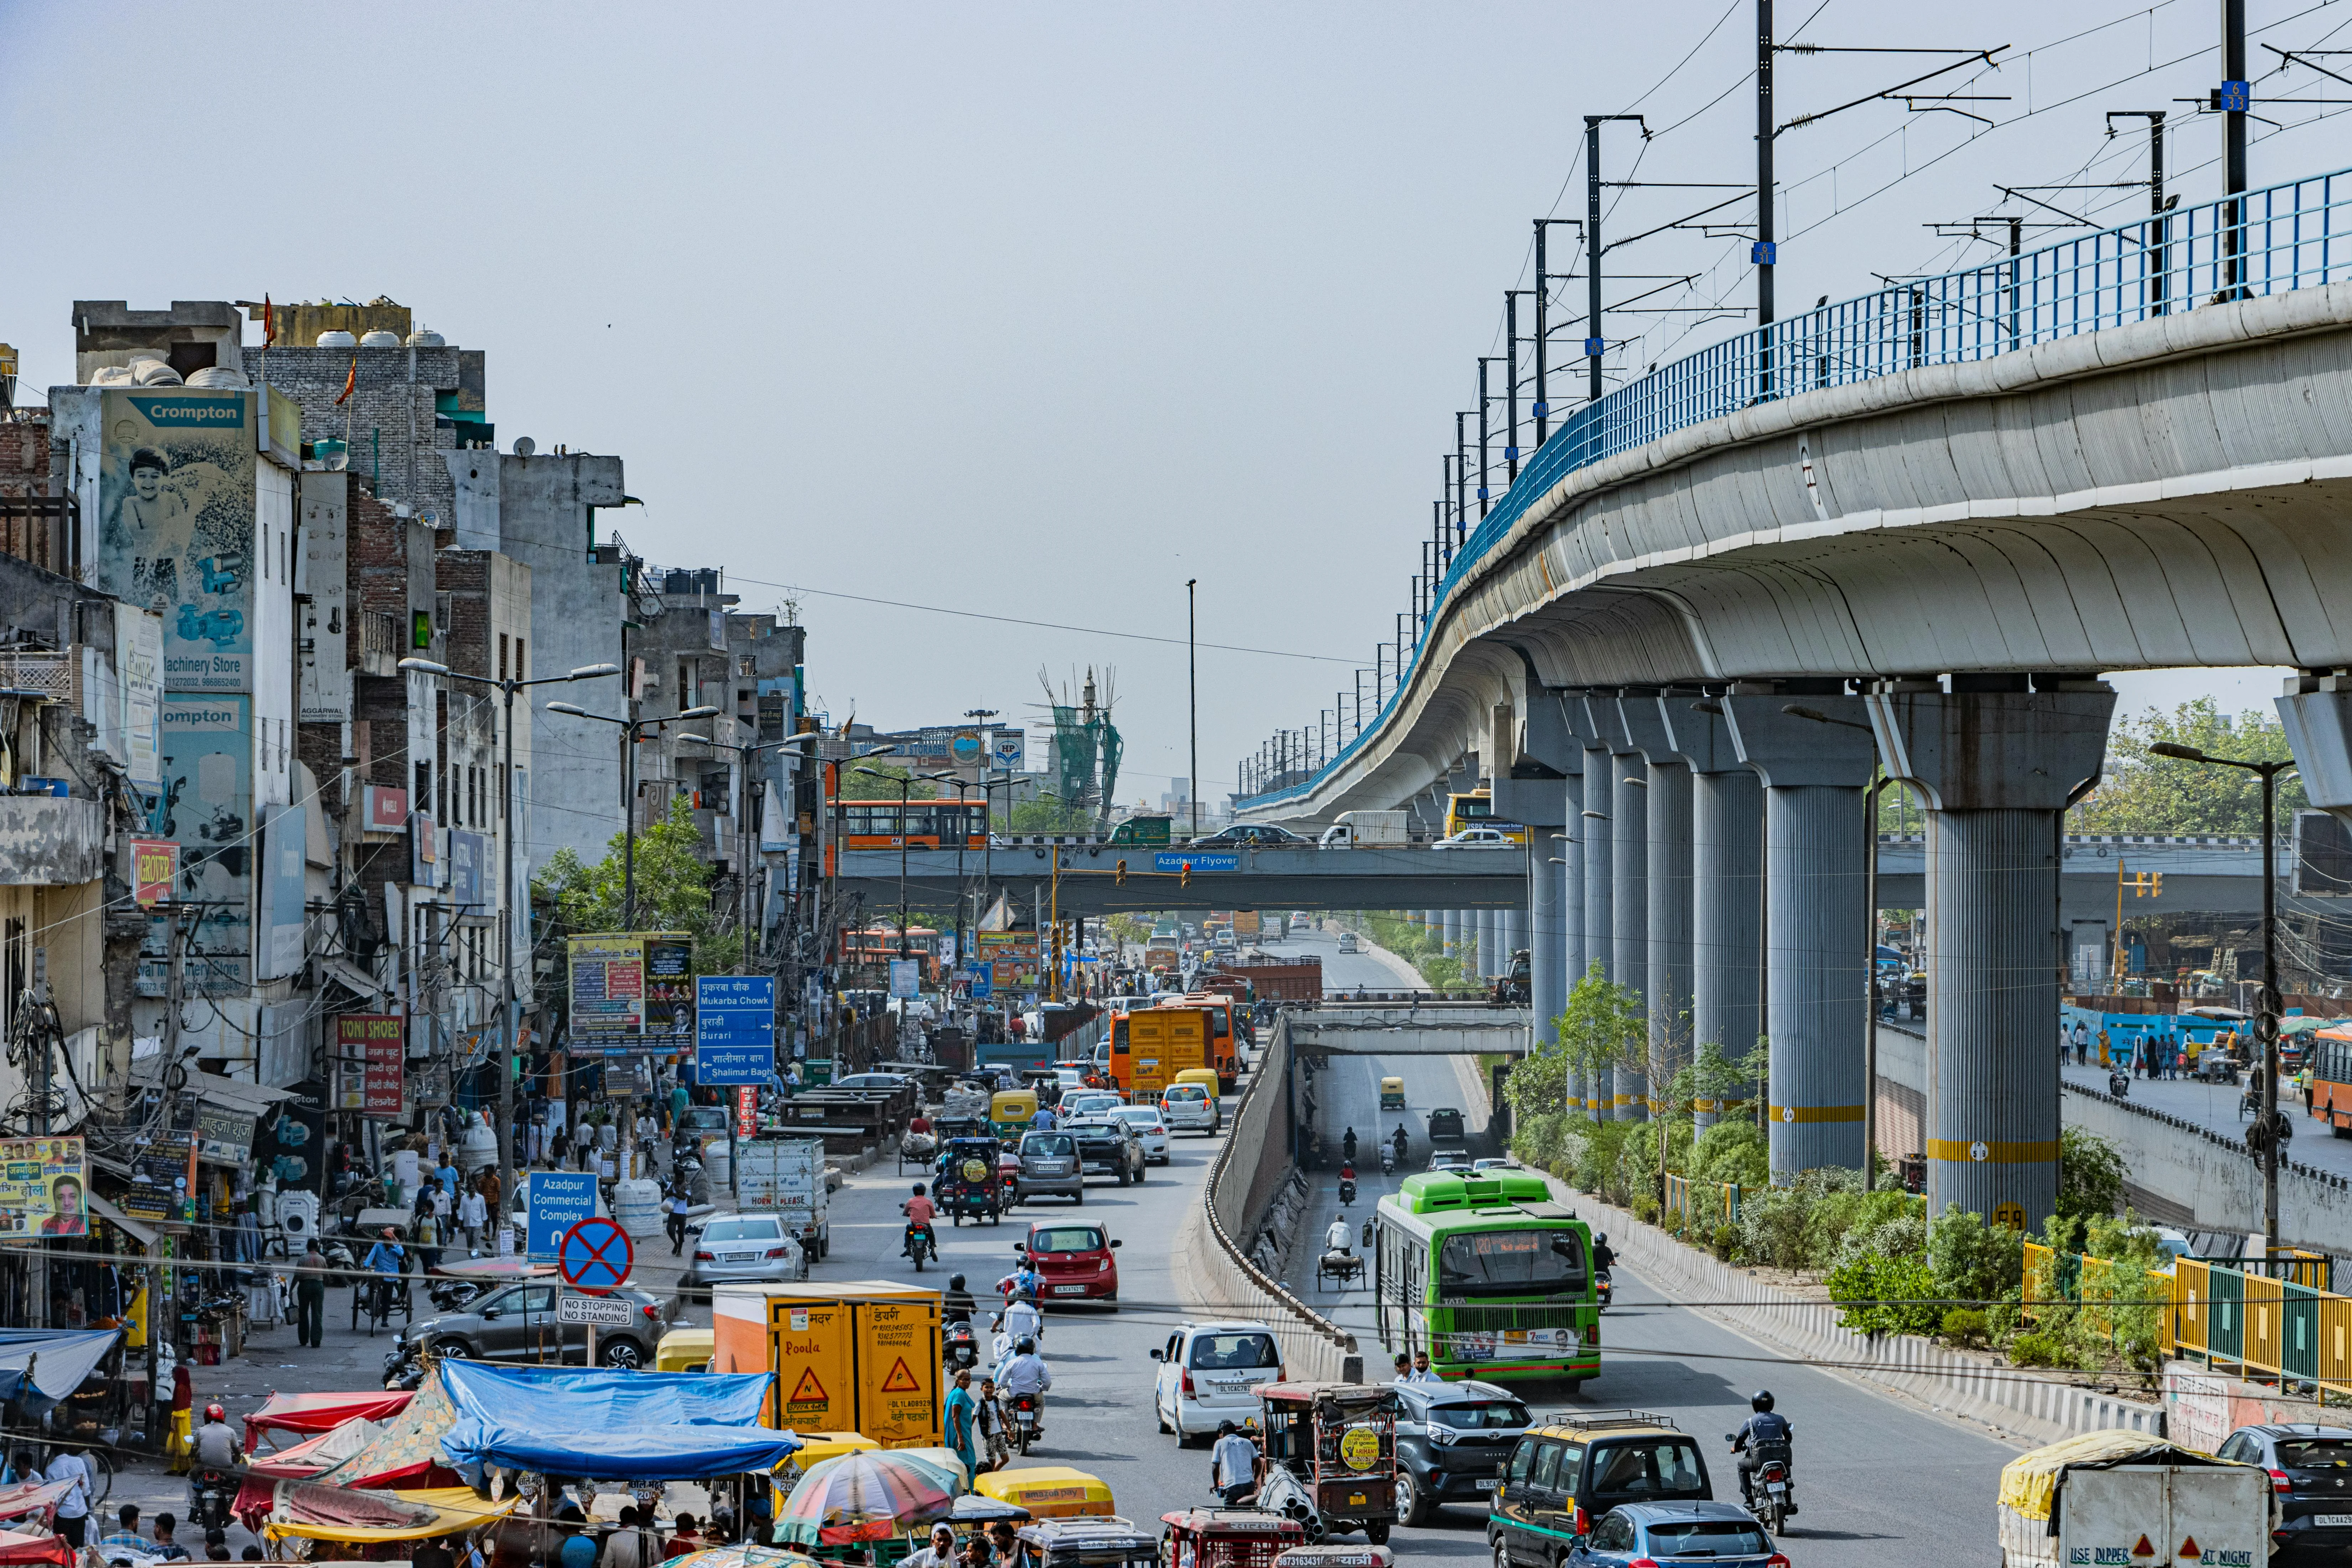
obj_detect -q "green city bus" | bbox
[1371,1172,1598,1383]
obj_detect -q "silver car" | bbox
[400,1282,670,1369]
[1014,1131,1086,1207]
[684,1213,807,1292]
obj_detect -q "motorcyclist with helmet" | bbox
[1342,1127,1358,1162]
[998,1335,1054,1441]
[900,1184,939,1263]
[188,1403,238,1525]
[1728,1391,1796,1514]
[943,1272,978,1327]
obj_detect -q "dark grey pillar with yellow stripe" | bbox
[1722,688,1878,1181]
[1865,677,2115,1227]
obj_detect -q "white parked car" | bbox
[1159,1082,1218,1134]
[1106,1104,1170,1163]
[1152,1320,1286,1444]
[1431,827,1522,850]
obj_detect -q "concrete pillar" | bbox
[1723,691,1878,1180]
[1661,696,1766,1127]
[1867,678,2114,1226]
[1610,742,1650,1122]
[1444,909,1462,961]
[1620,695,1694,1118]
[1576,711,1617,1119]
[1529,746,1580,1054]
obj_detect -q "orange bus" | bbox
[2310,1025,2352,1133]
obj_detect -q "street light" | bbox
[2149,740,2297,1255]
[677,731,826,972]
[398,654,619,1230]
[544,699,723,930]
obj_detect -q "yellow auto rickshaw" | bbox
[973,1465,1115,1518]
[1378,1077,1405,1110]
[654,1326,713,1373]
[991,1087,1039,1142]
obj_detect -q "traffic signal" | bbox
[1115,859,1127,885]
[1180,860,1192,888]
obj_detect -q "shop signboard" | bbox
[132,838,177,907]
[569,932,694,1040]
[976,932,1039,992]
[335,1014,405,1116]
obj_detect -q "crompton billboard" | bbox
[98,389,258,997]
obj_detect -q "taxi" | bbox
[1488,1409,1714,1553]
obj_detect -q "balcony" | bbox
[358,610,401,677]
[0,793,106,885]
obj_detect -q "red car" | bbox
[1019,1220,1123,1305]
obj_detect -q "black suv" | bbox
[2217,1423,2352,1554]
[1393,1378,1532,1525]
[1065,1115,1147,1185]
[1428,1107,1467,1143]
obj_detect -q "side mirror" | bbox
[1013,1242,1027,1253]
[1110,1240,1123,1249]
[480,1308,502,1320]
[1149,1349,1163,1361]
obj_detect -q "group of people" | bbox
[95,1502,248,1564]
[2070,1018,2198,1077]
[901,1518,1043,1568]
[937,1270,1054,1474]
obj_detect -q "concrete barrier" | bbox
[1554,1179,2165,1447]
[1173,1010,1362,1383]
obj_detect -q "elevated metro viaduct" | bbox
[1225,166,2352,1224]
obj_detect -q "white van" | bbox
[1317,809,1410,848]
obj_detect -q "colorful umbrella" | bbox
[777,1452,958,1546]
[659,1548,823,1568]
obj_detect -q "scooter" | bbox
[943,1319,980,1375]
[2109,1067,2130,1098]
[1338,1178,1358,1206]
[1379,1145,1396,1175]
[902,1213,940,1271]
[1596,1269,1614,1312]
[189,1471,236,1532]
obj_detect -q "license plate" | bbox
[1475,1479,1501,1491]
[724,1253,756,1263]
[1766,1483,1787,1494]
[2317,1514,2352,1527]
[1053,1284,1087,1294]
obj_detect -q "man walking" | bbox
[1209,1422,1261,1506]
[295,1241,328,1348]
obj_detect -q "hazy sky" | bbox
[10,2,2348,803]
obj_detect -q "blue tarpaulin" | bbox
[436,1361,802,1481]
[0,1330,120,1417]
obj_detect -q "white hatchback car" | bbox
[1152,1320,1286,1445]
[1159,1082,1218,1134]
[1106,1104,1170,1164]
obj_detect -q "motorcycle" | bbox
[1338,1178,1357,1206]
[943,1319,980,1375]
[1596,1269,1614,1312]
[902,1212,940,1271]
[1378,1145,1395,1175]
[2109,1067,2130,1098]
[189,1471,236,1532]
[383,1342,423,1391]
[1728,1434,1797,1534]
[1010,1392,1042,1454]
[429,1277,488,1313]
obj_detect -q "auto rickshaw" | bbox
[1377,1078,1405,1111]
[992,1088,1039,1143]
[1273,1548,1393,1568]
[939,1134,1007,1226]
[1019,1515,1156,1568]
[1252,1382,1401,1544]
[976,1466,1116,1519]
[1158,1511,1307,1568]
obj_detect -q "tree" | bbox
[839,762,938,801]
[2054,1125,2127,1220]
[533,795,741,971]
[2070,698,2307,834]
[1555,963,1648,1104]
[997,796,1095,833]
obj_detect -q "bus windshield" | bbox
[1437,1228,1588,1299]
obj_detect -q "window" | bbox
[703,1218,785,1243]
[499,634,508,682]
[1032,1227,1105,1254]
[1187,1332,1279,1370]
[514,639,525,679]
[1428,1399,1531,1430]
[1588,1513,1634,1553]
[1643,1521,1772,1556]
[2277,1438,2352,1469]
[1528,1442,1564,1491]
[1438,1228,1588,1300]
[412,609,432,649]
[1023,1135,1075,1158]
[1588,1439,1705,1500]
[1506,1438,1537,1485]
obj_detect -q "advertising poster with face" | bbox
[0,1137,88,1238]
[94,389,255,694]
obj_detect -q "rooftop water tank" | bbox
[316,330,358,348]
[405,328,445,348]
[358,330,401,348]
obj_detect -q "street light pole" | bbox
[679,731,822,971]
[1187,579,1199,839]
[546,700,725,934]
[400,655,619,1231]
[2151,741,2293,1252]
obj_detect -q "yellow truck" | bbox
[710,1280,942,1448]
[1111,1004,1211,1099]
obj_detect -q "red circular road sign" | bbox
[558,1216,634,1295]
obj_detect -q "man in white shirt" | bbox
[1001,1294,1043,1349]
[901,1525,957,1568]
[1323,1216,1353,1254]
[44,1448,91,1548]
[1209,1422,1262,1506]
[457,1187,488,1251]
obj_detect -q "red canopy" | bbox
[243,1391,414,1454]
[0,1530,76,1568]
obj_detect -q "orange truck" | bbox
[1110,1003,1211,1099]
[1163,993,1242,1093]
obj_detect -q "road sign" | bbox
[557,1290,637,1328]
[1153,851,1237,874]
[525,1170,598,1261]
[967,963,992,999]
[697,974,775,1085]
[696,1041,774,1086]
[889,959,920,999]
[558,1216,634,1294]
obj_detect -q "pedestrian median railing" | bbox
[2020,1243,2351,1394]
[1662,1175,1745,1232]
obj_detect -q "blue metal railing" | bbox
[1241,162,2352,809]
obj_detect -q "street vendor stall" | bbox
[244,1390,414,1454]
[776,1451,958,1565]
[0,1527,76,1568]
[259,1481,519,1549]
[309,1365,459,1489]
[0,1329,122,1418]
[435,1361,802,1484]
[234,1417,389,1526]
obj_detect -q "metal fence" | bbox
[1241,163,2352,810]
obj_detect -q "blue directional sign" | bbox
[1154,852,1238,874]
[696,975,775,1086]
[526,1169,598,1261]
[967,963,993,999]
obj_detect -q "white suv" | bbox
[1152,1320,1286,1445]
[1159,1083,1217,1134]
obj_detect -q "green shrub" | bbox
[1710,1225,1737,1262]
[1735,1185,1815,1270]
[1929,1204,2024,1306]
[2008,1331,2068,1368]
[1631,1193,1661,1225]
[1689,1122,1769,1188]
[2056,1126,2127,1219]
[1826,1252,1941,1337]
[1941,1308,1990,1347]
